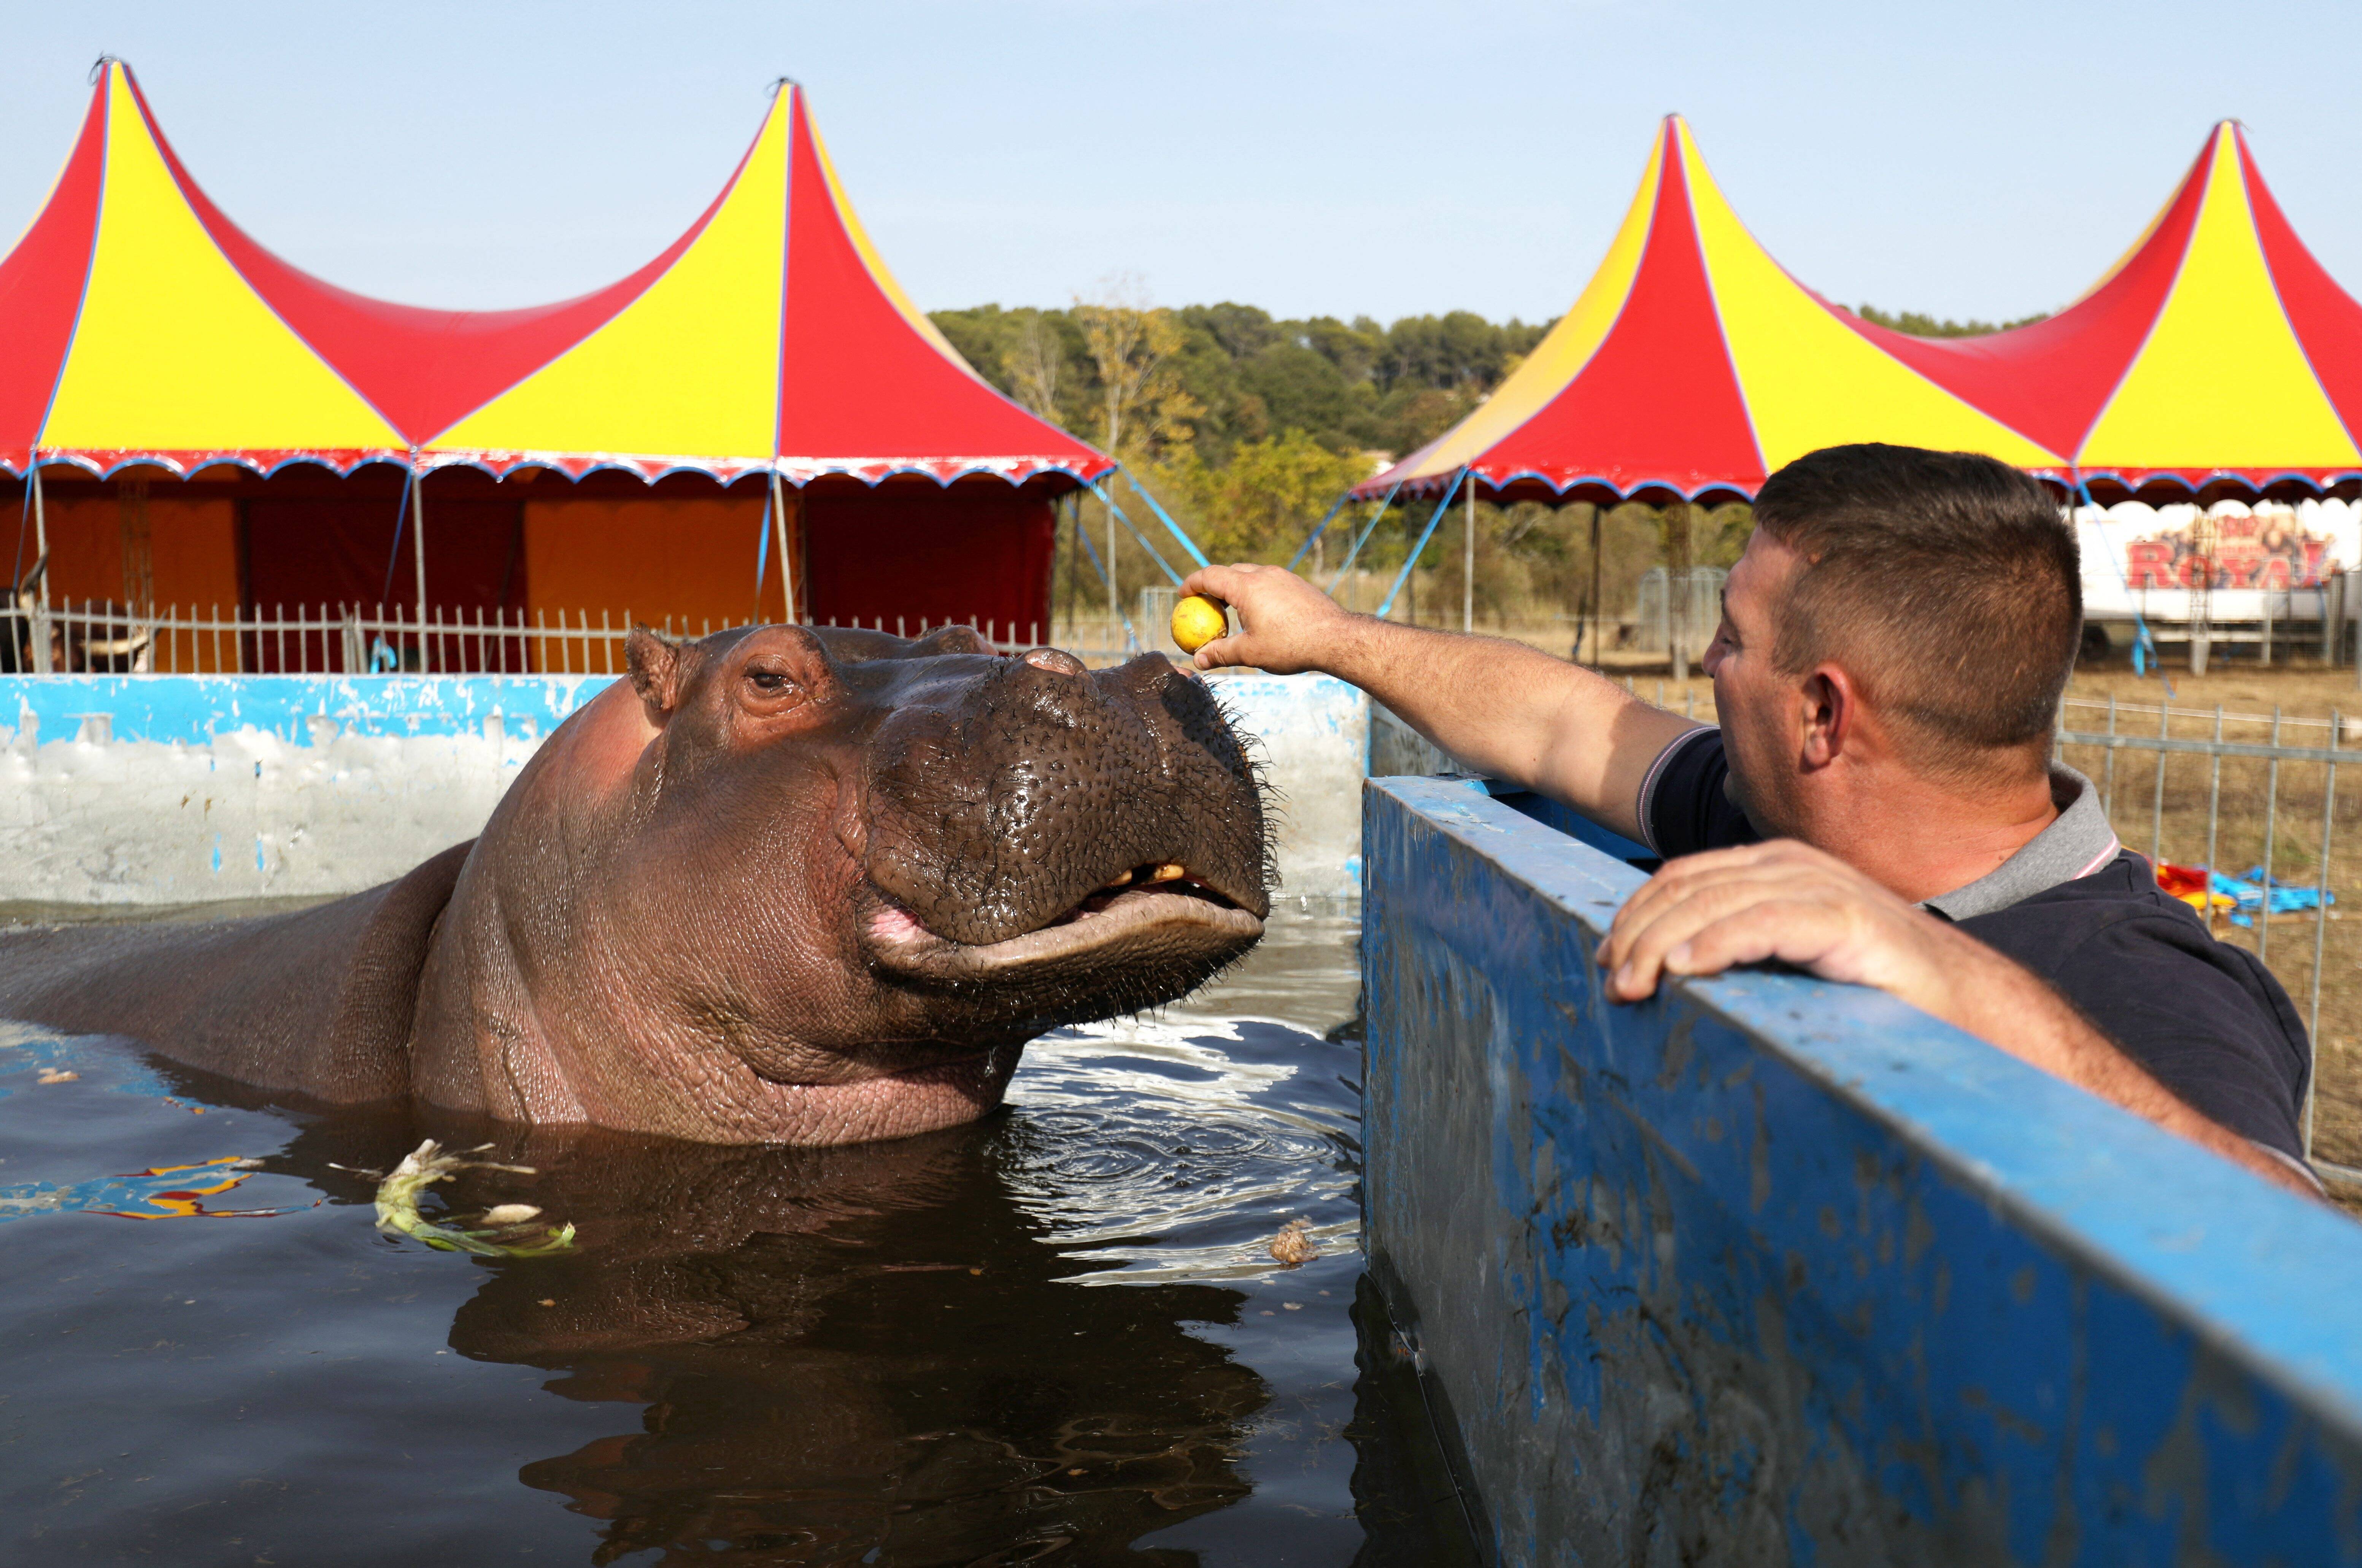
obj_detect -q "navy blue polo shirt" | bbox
[1634,727,2315,1174]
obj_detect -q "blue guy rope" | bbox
[753,473,774,597]
[2080,479,2159,676]
[1285,488,1361,573]
[11,466,30,592]
[1115,463,1211,569]
[1071,511,1140,652]
[1085,478,1186,587]
[1325,482,1401,592]
[380,461,419,605]
[1373,470,1469,621]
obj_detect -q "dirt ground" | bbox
[1594,653,2362,1200]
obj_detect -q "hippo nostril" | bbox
[1021,647,1088,676]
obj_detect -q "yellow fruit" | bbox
[1171,594,1229,654]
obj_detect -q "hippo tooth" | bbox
[1146,863,1187,883]
[1103,870,1134,889]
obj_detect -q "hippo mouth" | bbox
[858,864,1264,986]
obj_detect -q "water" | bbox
[0,907,1476,1564]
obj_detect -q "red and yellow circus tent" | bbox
[1844,121,2362,501]
[0,61,1107,653]
[1357,116,2061,505]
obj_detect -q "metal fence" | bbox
[2048,695,2357,1170]
[1632,567,1728,662]
[6,601,1150,676]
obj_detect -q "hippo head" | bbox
[408,623,1271,1146]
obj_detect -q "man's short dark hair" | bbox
[1750,443,2079,775]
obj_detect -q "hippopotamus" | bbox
[0,624,1271,1145]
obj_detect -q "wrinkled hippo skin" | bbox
[0,624,1271,1144]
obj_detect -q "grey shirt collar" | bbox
[1922,765,2122,921]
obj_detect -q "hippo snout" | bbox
[862,652,1271,950]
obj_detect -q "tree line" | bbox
[929,293,2011,646]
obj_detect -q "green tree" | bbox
[1852,303,2049,337]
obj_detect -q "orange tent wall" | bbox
[523,494,778,656]
[13,482,240,669]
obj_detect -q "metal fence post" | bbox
[2206,707,2225,934]
[2309,709,2338,1160]
[2103,695,2119,817]
[2262,707,2284,965]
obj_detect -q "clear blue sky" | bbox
[4,1,2356,329]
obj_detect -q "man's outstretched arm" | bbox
[1182,562,1698,842]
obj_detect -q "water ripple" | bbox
[995,1015,1361,1285]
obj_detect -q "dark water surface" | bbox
[0,908,1474,1565]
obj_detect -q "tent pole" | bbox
[1588,502,1604,670]
[772,470,796,624]
[1464,476,1476,633]
[410,463,427,632]
[1064,495,1081,642]
[31,462,49,673]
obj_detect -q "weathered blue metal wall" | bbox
[1362,776,2362,1566]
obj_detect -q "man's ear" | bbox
[626,625,686,722]
[1799,665,1857,770]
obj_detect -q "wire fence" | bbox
[3,601,1153,676]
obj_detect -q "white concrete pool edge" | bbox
[0,673,1368,905]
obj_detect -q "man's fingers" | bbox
[1191,634,1243,670]
[1598,838,1894,979]
[1658,903,1854,982]
[1601,874,1818,1000]
[1598,858,1827,974]
[1182,562,1260,600]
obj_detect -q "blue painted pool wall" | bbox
[0,674,617,745]
[1361,777,2362,1567]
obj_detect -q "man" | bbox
[1183,443,2318,1198]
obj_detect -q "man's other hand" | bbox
[1595,840,1957,1008]
[1182,563,1351,674]
[1593,839,2321,1198]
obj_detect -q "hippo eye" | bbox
[745,667,804,698]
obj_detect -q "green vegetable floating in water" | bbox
[338,1139,577,1257]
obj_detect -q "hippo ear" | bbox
[626,625,686,721]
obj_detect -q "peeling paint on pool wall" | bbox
[1361,777,2362,1567]
[0,671,1366,904]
